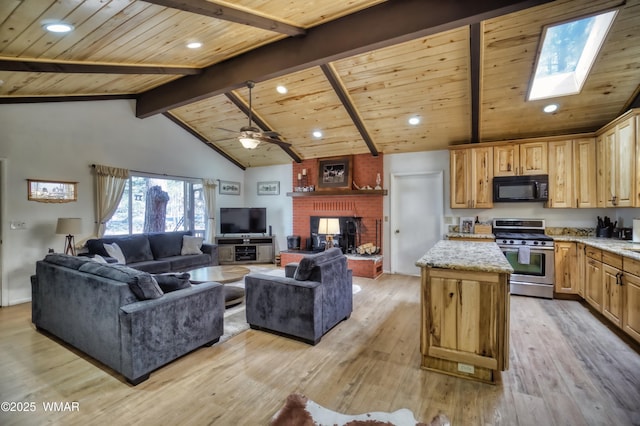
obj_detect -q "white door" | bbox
[390,172,443,276]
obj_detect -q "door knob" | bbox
[395,229,400,234]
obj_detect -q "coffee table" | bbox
[188,265,250,307]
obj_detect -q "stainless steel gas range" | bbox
[493,218,555,299]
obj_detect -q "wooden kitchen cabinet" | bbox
[493,142,547,177]
[450,147,493,209]
[597,111,637,207]
[585,250,603,312]
[547,140,574,208]
[621,260,640,344]
[574,138,597,208]
[421,267,509,384]
[602,263,623,327]
[576,243,586,297]
[554,241,577,294]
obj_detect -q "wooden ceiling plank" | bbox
[0,94,136,103]
[0,59,200,75]
[143,0,306,36]
[162,112,246,170]
[136,0,555,118]
[321,63,379,156]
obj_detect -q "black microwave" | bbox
[493,175,549,202]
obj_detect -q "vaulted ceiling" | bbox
[1,0,639,169]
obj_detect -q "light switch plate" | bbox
[10,221,27,230]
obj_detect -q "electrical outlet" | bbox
[10,221,27,230]
[457,363,475,374]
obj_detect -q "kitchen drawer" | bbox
[586,247,602,261]
[624,257,640,276]
[602,251,623,269]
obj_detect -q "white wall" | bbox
[0,100,245,306]
[244,164,293,253]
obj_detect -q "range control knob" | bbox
[502,239,508,244]
[521,241,527,245]
[540,241,546,246]
[509,240,514,244]
[533,241,539,245]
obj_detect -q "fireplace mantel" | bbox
[287,189,387,197]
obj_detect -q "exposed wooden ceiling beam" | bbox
[224,91,303,163]
[136,0,555,118]
[163,112,246,170]
[144,0,305,36]
[470,23,481,143]
[0,59,200,75]
[321,63,378,156]
[0,94,136,104]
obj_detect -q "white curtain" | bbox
[94,164,129,237]
[203,179,217,243]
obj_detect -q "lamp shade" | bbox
[56,217,82,235]
[317,218,340,235]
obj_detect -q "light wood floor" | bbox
[1,272,639,425]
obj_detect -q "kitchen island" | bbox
[416,240,513,384]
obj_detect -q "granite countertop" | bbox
[552,236,640,261]
[416,240,514,273]
[446,232,496,239]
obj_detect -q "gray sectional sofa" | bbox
[85,231,218,273]
[31,253,224,385]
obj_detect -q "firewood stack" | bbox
[356,242,380,255]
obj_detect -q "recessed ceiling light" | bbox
[312,130,323,138]
[276,85,288,94]
[186,42,202,49]
[43,21,74,33]
[543,104,559,113]
[408,116,421,125]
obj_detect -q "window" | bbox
[528,9,617,101]
[106,174,205,236]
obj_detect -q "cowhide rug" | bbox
[270,393,450,426]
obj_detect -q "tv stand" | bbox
[215,236,274,264]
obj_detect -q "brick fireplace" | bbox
[289,153,384,254]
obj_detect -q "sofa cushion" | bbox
[87,235,154,264]
[167,254,211,272]
[147,231,190,259]
[104,242,126,264]
[78,262,163,300]
[181,235,203,255]
[126,260,171,274]
[154,273,191,293]
[294,248,344,281]
[44,253,90,270]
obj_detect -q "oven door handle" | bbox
[501,246,554,252]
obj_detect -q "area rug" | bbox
[270,393,450,426]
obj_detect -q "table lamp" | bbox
[317,218,340,250]
[56,218,83,256]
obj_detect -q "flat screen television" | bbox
[220,207,267,234]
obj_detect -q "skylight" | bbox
[528,10,617,101]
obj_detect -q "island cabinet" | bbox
[449,147,493,209]
[417,241,512,384]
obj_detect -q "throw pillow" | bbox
[154,273,191,293]
[104,242,125,264]
[181,235,203,255]
[89,254,108,263]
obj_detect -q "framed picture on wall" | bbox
[317,156,352,190]
[219,180,241,195]
[27,179,78,203]
[257,181,280,195]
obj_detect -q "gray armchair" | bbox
[244,248,353,345]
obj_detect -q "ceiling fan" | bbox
[217,81,291,150]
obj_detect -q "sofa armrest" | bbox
[119,281,224,383]
[201,243,219,266]
[285,262,299,278]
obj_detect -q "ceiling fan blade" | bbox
[262,131,281,137]
[216,127,239,133]
[259,136,291,148]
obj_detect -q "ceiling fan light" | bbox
[239,137,260,149]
